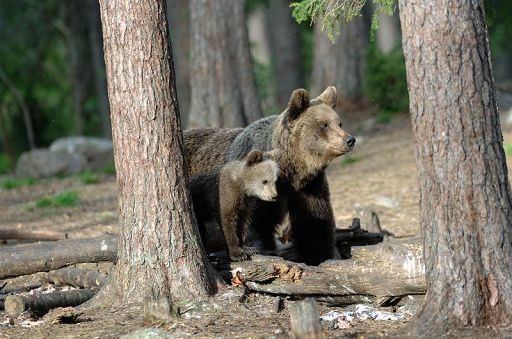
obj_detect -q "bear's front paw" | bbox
[229,247,248,261]
[242,246,259,256]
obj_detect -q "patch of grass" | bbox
[35,190,80,208]
[0,177,35,190]
[102,164,116,175]
[375,110,395,124]
[341,155,361,166]
[77,170,99,185]
[0,153,11,174]
[505,143,512,156]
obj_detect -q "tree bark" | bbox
[0,235,116,279]
[188,0,262,128]
[96,0,218,307]
[265,0,304,108]
[311,14,369,101]
[166,0,191,128]
[399,0,512,335]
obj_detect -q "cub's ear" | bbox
[288,88,310,120]
[246,150,263,166]
[316,86,337,108]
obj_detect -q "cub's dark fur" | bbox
[189,150,279,261]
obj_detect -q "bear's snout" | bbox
[345,135,356,149]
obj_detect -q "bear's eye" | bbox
[262,180,268,185]
[320,122,329,130]
[338,121,342,128]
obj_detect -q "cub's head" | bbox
[243,150,280,202]
[284,86,355,165]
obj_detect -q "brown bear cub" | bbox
[189,150,280,261]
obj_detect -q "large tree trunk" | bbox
[188,0,262,128]
[85,0,111,139]
[94,0,218,308]
[311,14,369,101]
[399,0,512,335]
[166,0,191,128]
[265,0,304,108]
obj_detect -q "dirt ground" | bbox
[1,110,512,338]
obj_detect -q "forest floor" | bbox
[1,109,512,338]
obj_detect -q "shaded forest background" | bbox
[0,0,511,173]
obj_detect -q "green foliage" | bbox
[505,143,512,156]
[102,164,116,175]
[76,170,99,185]
[485,0,512,57]
[0,177,35,190]
[0,153,11,174]
[291,0,395,42]
[253,60,278,115]
[375,110,394,124]
[341,155,361,165]
[35,190,80,208]
[364,42,409,113]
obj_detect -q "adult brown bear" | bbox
[184,87,355,265]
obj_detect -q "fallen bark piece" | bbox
[289,298,324,339]
[0,228,67,241]
[0,235,117,279]
[229,238,425,303]
[5,288,97,318]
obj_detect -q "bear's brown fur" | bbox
[184,87,355,265]
[189,150,280,261]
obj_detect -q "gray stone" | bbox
[120,328,174,339]
[50,136,113,170]
[15,149,87,178]
[375,195,400,209]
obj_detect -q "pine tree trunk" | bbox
[399,0,512,335]
[166,0,191,128]
[95,0,218,307]
[311,14,369,101]
[188,0,262,128]
[265,0,304,108]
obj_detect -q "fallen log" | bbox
[0,228,67,241]
[226,238,425,304]
[4,288,97,318]
[0,235,117,279]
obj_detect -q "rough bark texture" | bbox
[97,0,217,306]
[166,0,191,128]
[188,0,262,128]
[265,0,304,108]
[0,235,116,279]
[399,1,512,335]
[311,15,369,101]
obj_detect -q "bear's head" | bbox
[243,150,280,202]
[280,86,355,170]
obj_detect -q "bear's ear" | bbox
[264,149,282,162]
[246,150,263,166]
[288,88,310,120]
[316,86,337,108]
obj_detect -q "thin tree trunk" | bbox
[311,14,369,101]
[0,106,14,168]
[94,0,218,307]
[265,0,304,108]
[399,0,512,335]
[188,0,262,128]
[0,65,36,149]
[375,7,400,54]
[166,0,191,128]
[85,0,111,139]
